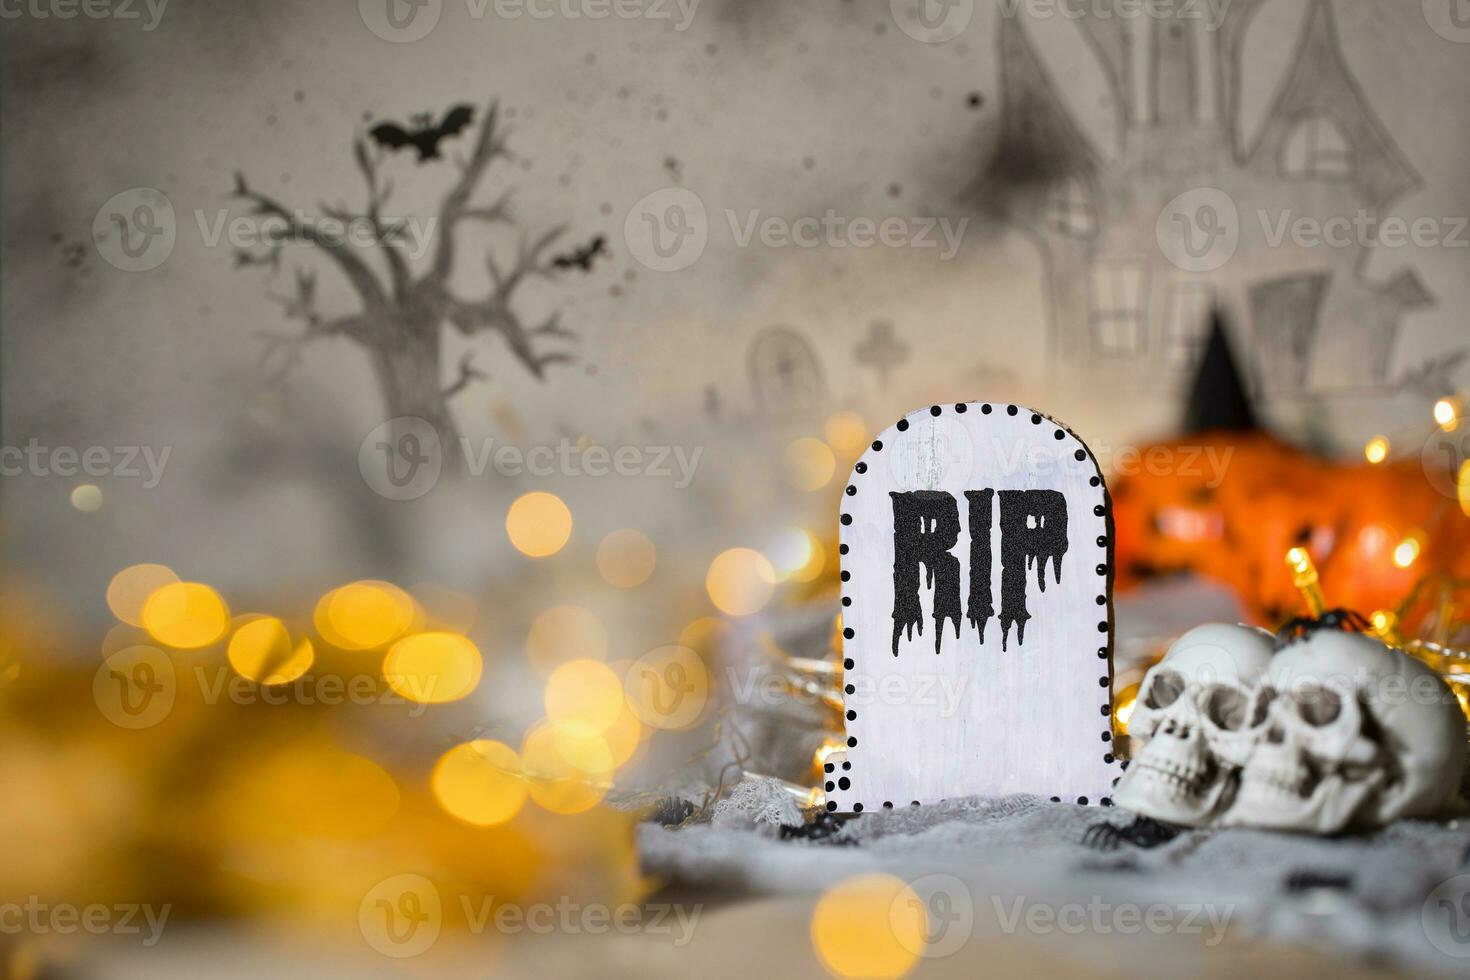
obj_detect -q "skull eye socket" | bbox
[1293,686,1342,726]
[1143,669,1185,710]
[1249,686,1276,727]
[1204,685,1249,730]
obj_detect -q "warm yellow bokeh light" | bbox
[222,749,401,840]
[783,437,837,492]
[1358,523,1392,557]
[596,529,657,588]
[597,703,645,767]
[107,563,181,627]
[814,741,843,772]
[549,701,645,773]
[792,540,827,583]
[432,740,527,827]
[1364,436,1389,465]
[1370,609,1396,637]
[545,659,625,737]
[101,622,154,658]
[824,411,869,459]
[70,484,102,512]
[1114,682,1140,732]
[1434,397,1460,428]
[383,632,483,704]
[506,492,573,558]
[706,548,777,616]
[316,580,417,651]
[810,874,926,980]
[1459,461,1470,518]
[142,582,230,649]
[550,725,616,775]
[527,605,607,675]
[768,527,825,583]
[1392,535,1422,569]
[623,645,710,731]
[227,616,314,685]
[678,616,733,653]
[521,723,607,814]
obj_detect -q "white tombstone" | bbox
[824,402,1120,813]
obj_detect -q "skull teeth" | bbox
[1243,771,1305,795]
[1132,761,1209,797]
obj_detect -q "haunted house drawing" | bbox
[976,0,1429,395]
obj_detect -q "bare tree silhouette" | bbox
[232,100,573,463]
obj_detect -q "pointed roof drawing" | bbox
[1379,268,1435,310]
[1216,0,1268,151]
[1245,0,1418,207]
[1248,272,1331,391]
[1072,10,1130,132]
[974,15,1102,207]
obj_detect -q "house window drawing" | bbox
[1046,178,1098,238]
[974,0,1429,396]
[1162,282,1215,365]
[1090,261,1148,355]
[1281,112,1355,179]
[1250,272,1330,391]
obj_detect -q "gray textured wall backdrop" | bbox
[3,0,1468,627]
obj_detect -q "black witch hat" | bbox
[1183,309,1258,434]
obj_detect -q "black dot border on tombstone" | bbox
[823,402,1119,816]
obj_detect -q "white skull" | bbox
[1114,623,1276,827]
[1222,629,1467,834]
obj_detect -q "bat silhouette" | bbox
[550,235,607,273]
[370,105,475,162]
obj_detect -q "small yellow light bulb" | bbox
[1392,536,1421,569]
[1285,547,1326,616]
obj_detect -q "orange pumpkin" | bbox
[1112,431,1470,627]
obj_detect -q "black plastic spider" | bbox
[779,811,857,844]
[1082,815,1184,851]
[1273,608,1373,651]
[649,797,696,827]
[1283,867,1354,892]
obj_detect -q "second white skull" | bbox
[1221,629,1467,834]
[1113,623,1275,826]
